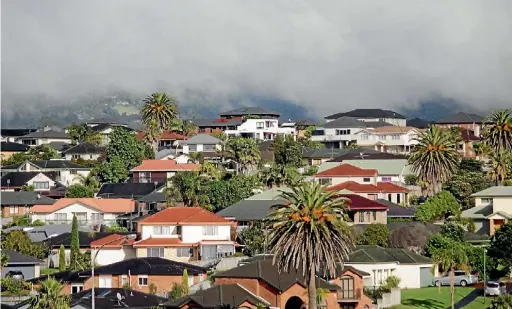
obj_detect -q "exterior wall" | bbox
[1,265,39,280]
[322,176,377,186]
[395,264,436,288]
[26,173,56,190]
[59,170,90,186]
[354,117,406,127]
[132,171,168,184]
[31,203,122,225]
[92,247,136,266]
[141,224,180,239]
[491,197,511,214]
[344,263,398,287]
[135,247,199,262]
[331,269,373,309]
[435,123,481,136]
[351,210,387,224]
[356,131,419,152]
[181,225,231,243]
[310,127,365,145]
[18,137,72,146]
[2,205,31,217]
[64,153,102,161]
[225,119,280,140]
[183,144,222,154]
[473,219,490,234]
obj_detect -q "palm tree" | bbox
[483,109,512,153]
[265,182,354,309]
[141,92,179,131]
[73,173,100,192]
[488,150,511,186]
[225,137,261,174]
[30,277,70,309]
[199,161,221,180]
[409,126,460,195]
[143,119,162,152]
[473,141,493,160]
[187,152,202,164]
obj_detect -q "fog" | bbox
[2,0,512,116]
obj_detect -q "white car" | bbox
[485,282,501,296]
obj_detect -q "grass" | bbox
[114,104,139,115]
[40,268,60,275]
[393,287,491,309]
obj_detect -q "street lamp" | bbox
[483,248,487,304]
[91,234,136,309]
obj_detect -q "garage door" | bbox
[419,267,433,287]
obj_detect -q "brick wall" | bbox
[2,205,30,217]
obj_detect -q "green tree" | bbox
[148,283,158,295]
[169,282,186,300]
[141,92,179,131]
[142,119,162,152]
[415,191,460,223]
[259,164,302,188]
[265,182,354,309]
[240,223,266,256]
[199,161,221,180]
[65,184,94,198]
[205,174,260,212]
[225,137,261,174]
[30,277,70,309]
[440,222,464,242]
[105,224,129,232]
[1,152,27,166]
[1,253,9,268]
[73,173,100,192]
[443,171,493,209]
[95,157,129,183]
[22,184,35,192]
[69,215,80,271]
[458,158,483,172]
[491,294,512,309]
[488,221,512,266]
[182,269,189,295]
[0,277,30,295]
[404,174,418,186]
[409,126,460,194]
[67,123,103,145]
[488,149,512,186]
[166,171,210,208]
[2,230,46,259]
[483,109,512,153]
[357,224,390,247]
[271,135,303,167]
[105,127,153,170]
[176,119,198,136]
[26,144,60,161]
[59,244,66,271]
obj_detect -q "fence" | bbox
[376,288,401,308]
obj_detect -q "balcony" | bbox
[337,289,362,302]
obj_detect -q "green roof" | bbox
[246,187,293,200]
[347,245,433,264]
[471,186,512,197]
[342,159,409,176]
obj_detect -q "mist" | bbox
[2,0,512,116]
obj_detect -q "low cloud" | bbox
[2,0,511,116]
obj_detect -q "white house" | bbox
[224,118,281,141]
[324,109,407,127]
[90,234,136,266]
[62,142,105,161]
[16,127,72,146]
[355,126,422,154]
[1,172,57,192]
[133,207,235,262]
[316,158,412,183]
[30,198,135,227]
[345,245,437,288]
[182,134,223,154]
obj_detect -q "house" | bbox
[91,234,137,266]
[314,163,379,186]
[338,194,389,225]
[329,151,408,162]
[15,126,71,146]
[355,126,422,154]
[434,112,484,136]
[1,129,37,143]
[278,119,316,138]
[1,142,29,160]
[1,250,44,280]
[70,288,167,309]
[345,245,437,288]
[1,191,55,218]
[217,199,285,229]
[190,118,243,134]
[407,118,434,129]
[310,117,391,149]
[3,223,92,243]
[318,158,412,183]
[30,198,135,227]
[462,186,512,235]
[130,160,200,183]
[136,131,188,151]
[1,159,91,186]
[28,257,208,296]
[97,183,165,199]
[134,207,236,262]
[376,199,416,221]
[222,107,281,140]
[457,129,480,158]
[325,109,407,127]
[182,134,223,154]
[85,119,135,145]
[0,172,62,196]
[302,148,373,166]
[327,181,409,205]
[62,142,105,160]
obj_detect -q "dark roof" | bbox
[329,151,408,162]
[435,112,484,124]
[220,107,280,117]
[138,191,166,203]
[48,141,71,152]
[91,123,135,133]
[217,199,286,221]
[1,142,30,152]
[188,118,243,128]
[72,288,167,309]
[460,129,480,141]
[163,284,268,309]
[20,129,70,139]
[213,259,339,292]
[27,269,87,284]
[1,129,37,137]
[45,232,127,249]
[325,109,407,120]
[376,199,416,217]
[3,250,43,265]
[182,134,222,145]
[341,265,371,277]
[62,142,105,154]
[86,118,123,125]
[348,245,433,264]
[1,191,56,206]
[322,117,368,128]
[2,160,89,170]
[97,183,164,199]
[407,118,434,129]
[1,172,58,187]
[302,148,373,159]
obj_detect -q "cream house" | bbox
[355,126,422,154]
[1,160,91,186]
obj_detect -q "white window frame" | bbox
[138,275,148,286]
[71,284,84,294]
[121,275,128,286]
[363,178,371,183]
[54,213,67,221]
[33,181,50,190]
[153,226,171,235]
[9,206,18,214]
[202,226,218,236]
[177,247,192,258]
[256,122,264,129]
[99,275,112,288]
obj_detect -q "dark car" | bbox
[5,270,24,280]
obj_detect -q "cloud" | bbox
[2,0,512,116]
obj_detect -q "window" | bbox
[153,226,171,235]
[177,247,192,258]
[189,145,197,152]
[256,122,264,129]
[318,178,331,185]
[91,213,104,222]
[139,172,147,178]
[73,212,87,221]
[378,135,386,140]
[203,144,216,151]
[367,194,377,200]
[54,213,67,221]
[9,206,18,214]
[265,121,274,128]
[388,194,392,202]
[392,135,400,140]
[361,135,369,140]
[33,181,50,190]
[381,177,392,182]
[396,194,401,204]
[89,155,94,159]
[147,248,164,257]
[359,212,364,222]
[363,178,371,182]
[121,275,128,286]
[99,275,112,288]
[372,211,377,221]
[138,275,148,286]
[71,285,84,294]
[481,198,493,204]
[202,226,218,236]
[72,154,80,159]
[335,129,351,135]
[339,276,355,299]
[70,170,78,175]
[311,130,325,136]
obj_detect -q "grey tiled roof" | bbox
[20,129,70,139]
[347,245,433,264]
[325,109,407,120]
[471,186,512,197]
[376,199,416,217]
[62,142,105,154]
[216,199,286,221]
[436,112,484,124]
[220,106,279,116]
[3,250,43,264]
[182,134,222,145]
[2,160,89,170]
[1,191,55,205]
[322,117,368,128]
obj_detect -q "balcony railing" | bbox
[337,289,362,302]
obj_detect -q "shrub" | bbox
[0,277,30,295]
[404,174,418,186]
[148,283,157,294]
[356,224,390,247]
[381,275,401,292]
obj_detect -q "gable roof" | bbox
[327,181,408,193]
[216,199,286,221]
[3,250,43,265]
[436,112,484,124]
[31,198,135,214]
[1,172,57,188]
[139,207,230,225]
[1,160,89,170]
[367,126,420,134]
[302,148,367,159]
[347,245,432,264]
[471,186,512,197]
[315,163,378,177]
[339,194,389,210]
[138,191,167,203]
[19,129,70,139]
[62,142,105,154]
[90,234,135,248]
[1,191,56,206]
[182,134,222,145]
[97,183,164,199]
[163,284,269,309]
[322,117,368,128]
[71,288,167,309]
[130,160,200,172]
[325,109,407,120]
[3,224,92,242]
[376,199,416,217]
[329,152,408,162]
[1,142,30,152]
[45,231,132,249]
[220,107,279,117]
[213,259,339,292]
[461,204,494,219]
[407,118,434,129]
[1,129,37,137]
[246,187,293,200]
[460,129,480,141]
[155,148,179,160]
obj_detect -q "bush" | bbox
[356,224,390,247]
[415,191,460,223]
[404,174,418,186]
[381,275,401,292]
[491,294,512,309]
[0,277,30,295]
[148,283,157,294]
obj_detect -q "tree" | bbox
[458,158,483,173]
[440,222,464,242]
[488,221,512,266]
[176,119,198,136]
[409,126,460,194]
[225,137,261,174]
[182,269,189,295]
[404,174,418,186]
[443,171,493,209]
[473,141,493,160]
[240,223,266,256]
[271,135,303,167]
[1,253,9,268]
[22,185,35,192]
[199,161,221,180]
[26,144,60,161]
[483,109,512,153]
[141,92,179,131]
[491,294,512,309]
[389,224,433,254]
[259,163,302,188]
[67,123,102,145]
[95,157,129,183]
[105,127,153,170]
[205,175,260,212]
[2,230,47,259]
[415,191,460,223]
[357,224,390,247]
[142,119,162,152]
[73,173,100,192]
[169,282,186,300]
[59,245,66,271]
[65,184,94,198]
[30,277,70,309]
[265,182,354,309]
[166,172,210,208]
[69,215,80,271]
[148,283,158,295]
[488,150,512,185]
[104,224,129,233]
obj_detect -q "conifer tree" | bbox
[59,244,66,271]
[182,269,189,295]
[69,215,80,271]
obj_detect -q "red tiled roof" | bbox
[139,207,231,225]
[136,131,188,141]
[90,234,135,248]
[327,181,408,193]
[376,182,409,193]
[315,164,378,178]
[132,237,194,247]
[31,198,135,213]
[339,194,388,210]
[130,160,200,172]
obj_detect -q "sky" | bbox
[2,0,512,116]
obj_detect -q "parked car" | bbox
[433,270,478,287]
[485,282,501,296]
[5,270,24,280]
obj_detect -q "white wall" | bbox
[395,264,437,288]
[141,225,179,240]
[92,247,136,266]
[321,176,377,185]
[31,202,119,223]
[64,153,102,161]
[344,262,398,286]
[26,173,56,190]
[310,127,365,143]
[181,225,231,243]
[60,170,90,186]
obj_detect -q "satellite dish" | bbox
[117,293,122,301]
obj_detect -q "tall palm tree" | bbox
[483,109,512,153]
[73,173,100,192]
[473,141,493,160]
[30,277,70,309]
[488,150,512,186]
[265,182,354,309]
[141,92,179,131]
[409,126,460,195]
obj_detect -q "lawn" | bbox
[40,268,60,275]
[393,287,493,309]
